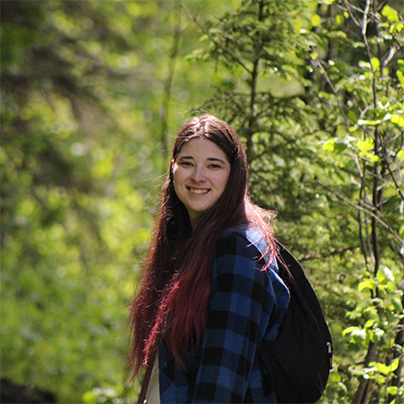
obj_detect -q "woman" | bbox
[128,114,290,403]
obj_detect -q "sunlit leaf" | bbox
[370,358,400,375]
[370,328,385,342]
[376,266,395,285]
[382,5,399,23]
[351,329,367,343]
[312,14,321,27]
[358,279,376,291]
[328,372,341,382]
[397,71,404,90]
[322,139,335,152]
[357,139,374,152]
[370,57,380,71]
[391,114,404,127]
[388,386,399,395]
[343,326,359,336]
[358,119,382,126]
[364,319,375,329]
[335,14,344,26]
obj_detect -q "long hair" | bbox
[127,115,276,379]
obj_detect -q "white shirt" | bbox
[145,353,160,403]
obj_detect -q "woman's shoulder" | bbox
[213,224,271,269]
[212,226,287,301]
[219,224,268,258]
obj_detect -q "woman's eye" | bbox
[208,164,221,169]
[180,161,192,167]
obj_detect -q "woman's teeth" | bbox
[189,188,209,194]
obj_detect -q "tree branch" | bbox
[182,5,252,75]
[315,181,403,245]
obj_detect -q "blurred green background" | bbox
[1,1,403,403]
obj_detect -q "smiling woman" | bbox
[127,115,290,403]
[173,138,231,226]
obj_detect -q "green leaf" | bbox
[391,22,404,34]
[376,266,395,285]
[311,14,321,27]
[370,328,385,342]
[328,372,341,383]
[386,281,396,293]
[322,138,348,154]
[382,5,399,23]
[371,57,380,71]
[343,326,359,336]
[334,141,348,154]
[371,358,400,375]
[397,149,404,161]
[398,71,404,89]
[388,386,399,395]
[82,390,97,404]
[391,114,404,127]
[359,61,371,70]
[358,278,376,291]
[358,119,382,126]
[364,319,375,329]
[322,139,335,152]
[335,14,344,26]
[351,328,367,343]
[357,139,374,152]
[367,153,380,163]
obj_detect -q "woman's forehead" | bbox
[176,138,229,161]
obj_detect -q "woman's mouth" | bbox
[187,187,210,195]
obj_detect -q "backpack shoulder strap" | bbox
[276,241,331,331]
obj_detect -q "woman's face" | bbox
[173,138,231,226]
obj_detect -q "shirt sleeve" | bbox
[192,234,282,403]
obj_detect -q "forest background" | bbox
[1,0,404,403]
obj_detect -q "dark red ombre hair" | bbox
[127,115,276,379]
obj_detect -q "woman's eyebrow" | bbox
[177,155,227,164]
[177,155,194,160]
[207,157,226,164]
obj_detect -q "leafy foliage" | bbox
[1,1,155,401]
[188,0,404,402]
[2,0,403,403]
[1,1,237,402]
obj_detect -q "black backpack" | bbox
[258,242,333,404]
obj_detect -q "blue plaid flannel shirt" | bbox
[158,226,290,403]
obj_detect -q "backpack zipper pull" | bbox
[327,342,333,368]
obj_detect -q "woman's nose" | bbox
[191,166,206,182]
